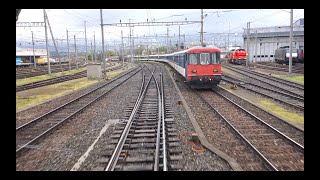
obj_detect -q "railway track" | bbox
[222,64,304,98]
[215,86,304,146]
[195,88,304,171]
[16,63,126,92]
[221,74,304,111]
[16,64,85,79]
[251,62,304,74]
[171,71,267,170]
[16,65,142,156]
[92,63,182,171]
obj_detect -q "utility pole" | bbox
[167,27,169,53]
[74,35,78,69]
[44,10,61,66]
[200,9,204,46]
[246,22,250,67]
[121,30,124,69]
[113,40,116,54]
[128,33,130,57]
[255,30,257,62]
[85,21,88,62]
[260,41,262,62]
[132,27,135,62]
[227,22,230,49]
[183,34,186,49]
[289,9,293,74]
[67,29,71,70]
[147,40,149,60]
[44,9,51,74]
[31,31,36,68]
[224,37,227,50]
[178,25,180,50]
[91,40,93,61]
[94,31,96,63]
[100,9,106,73]
[129,19,133,62]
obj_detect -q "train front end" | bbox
[186,47,222,89]
[231,49,247,65]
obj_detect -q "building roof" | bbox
[16,50,47,57]
[244,31,304,38]
[16,48,47,57]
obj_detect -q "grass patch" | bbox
[272,74,304,84]
[16,77,99,111]
[258,98,304,124]
[221,67,244,78]
[16,67,87,86]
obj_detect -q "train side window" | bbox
[200,53,209,65]
[211,53,220,64]
[216,52,220,63]
[189,54,198,65]
[175,55,178,64]
[179,54,185,67]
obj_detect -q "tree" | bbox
[88,53,92,60]
[106,50,116,57]
[135,49,143,55]
[159,46,167,53]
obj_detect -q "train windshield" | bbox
[200,53,210,64]
[286,49,298,53]
[189,54,198,64]
[211,53,220,64]
[189,52,220,65]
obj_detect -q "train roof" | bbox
[171,46,221,55]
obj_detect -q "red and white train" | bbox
[226,48,247,65]
[137,46,222,89]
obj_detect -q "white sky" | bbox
[16,9,304,48]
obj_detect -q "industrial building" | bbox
[16,48,47,63]
[243,18,304,62]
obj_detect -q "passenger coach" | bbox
[142,46,222,89]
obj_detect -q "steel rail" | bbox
[16,66,140,131]
[105,65,156,171]
[213,88,304,151]
[153,66,162,171]
[223,65,304,91]
[16,63,127,92]
[16,66,142,155]
[222,74,304,101]
[193,89,278,171]
[221,76,304,111]
[160,72,168,171]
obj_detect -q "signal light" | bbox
[192,70,197,73]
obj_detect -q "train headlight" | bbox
[213,69,218,72]
[192,70,197,73]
